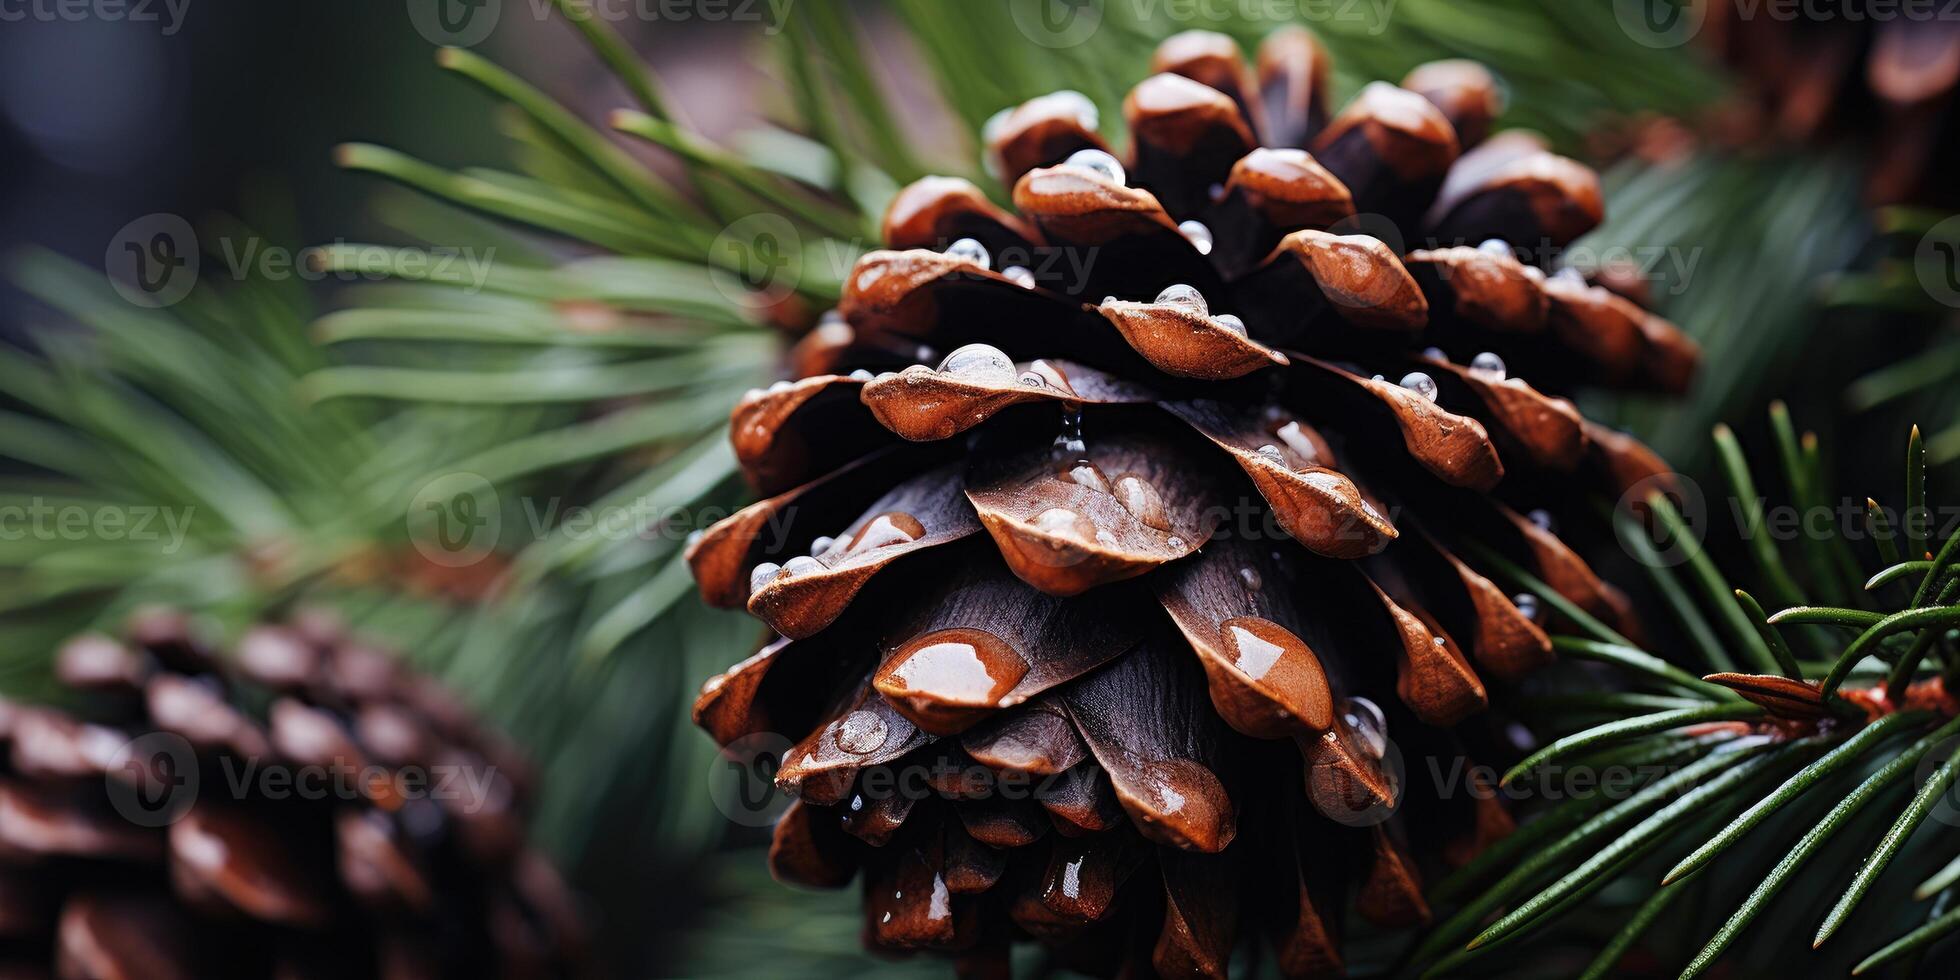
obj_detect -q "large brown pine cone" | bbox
[686,27,1695,977]
[0,607,583,979]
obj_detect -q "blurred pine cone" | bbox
[0,607,583,979]
[687,26,1696,977]
[1701,1,1960,205]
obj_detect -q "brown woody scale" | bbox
[686,27,1696,978]
[0,607,584,979]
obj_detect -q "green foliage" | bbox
[1422,415,1960,976]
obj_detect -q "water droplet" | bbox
[1208,181,1227,202]
[1063,462,1111,495]
[1003,264,1036,288]
[1553,266,1587,286]
[741,387,765,402]
[1112,473,1171,531]
[916,344,939,363]
[1062,147,1125,185]
[1033,507,1091,541]
[1273,421,1319,463]
[848,512,926,553]
[782,555,824,577]
[1178,220,1214,255]
[1018,371,1046,387]
[1468,351,1507,381]
[1371,374,1386,382]
[836,709,890,755]
[1255,444,1289,466]
[1102,295,1120,307]
[1513,593,1541,620]
[810,535,836,555]
[877,627,1029,711]
[1154,283,1208,316]
[685,529,705,548]
[1238,567,1263,592]
[769,379,794,393]
[1399,371,1438,403]
[1167,535,1187,550]
[1477,238,1512,259]
[1432,635,1448,648]
[876,371,899,382]
[1213,313,1247,337]
[1422,346,1447,361]
[1053,405,1087,459]
[1342,696,1389,758]
[1520,265,1546,283]
[937,343,1017,385]
[748,562,782,593]
[945,237,991,271]
[1528,508,1555,532]
[849,369,874,382]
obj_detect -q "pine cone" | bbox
[0,607,584,979]
[687,27,1696,977]
[1700,2,1960,205]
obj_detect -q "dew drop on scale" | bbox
[938,343,1017,386]
[1062,148,1126,186]
[848,369,874,382]
[1527,509,1555,532]
[1112,473,1171,531]
[748,562,782,593]
[1513,592,1541,621]
[810,535,835,556]
[945,237,991,271]
[1341,696,1389,758]
[1213,313,1247,337]
[782,555,824,577]
[835,709,889,755]
[1399,371,1438,403]
[1003,265,1035,288]
[1553,266,1587,287]
[1254,444,1288,467]
[1238,567,1262,592]
[1154,283,1208,316]
[1477,239,1512,259]
[1177,220,1214,256]
[1469,351,1507,381]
